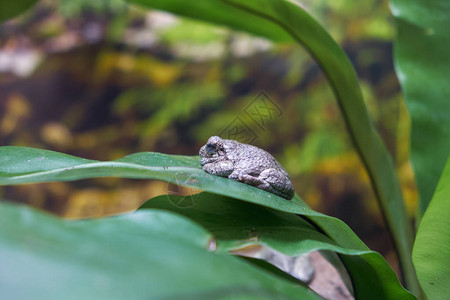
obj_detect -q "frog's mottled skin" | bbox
[199,136,294,200]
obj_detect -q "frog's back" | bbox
[226,141,287,176]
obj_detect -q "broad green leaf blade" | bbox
[141,193,415,300]
[0,201,322,300]
[0,0,38,23]
[390,0,450,214]
[127,0,416,292]
[413,156,450,299]
[0,147,322,216]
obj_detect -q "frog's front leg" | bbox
[202,161,234,177]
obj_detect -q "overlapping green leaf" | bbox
[140,193,355,255]
[0,201,321,300]
[127,0,416,291]
[390,0,450,215]
[0,0,38,23]
[413,156,450,299]
[141,193,414,300]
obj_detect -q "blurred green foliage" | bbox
[57,0,127,17]
[0,0,38,23]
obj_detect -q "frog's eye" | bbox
[206,143,216,155]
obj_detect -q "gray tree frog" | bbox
[199,136,295,200]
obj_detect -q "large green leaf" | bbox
[0,146,333,219]
[127,0,417,291]
[0,146,414,299]
[141,193,414,300]
[0,0,38,23]
[413,156,450,299]
[390,0,450,215]
[0,201,322,300]
[140,193,362,256]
